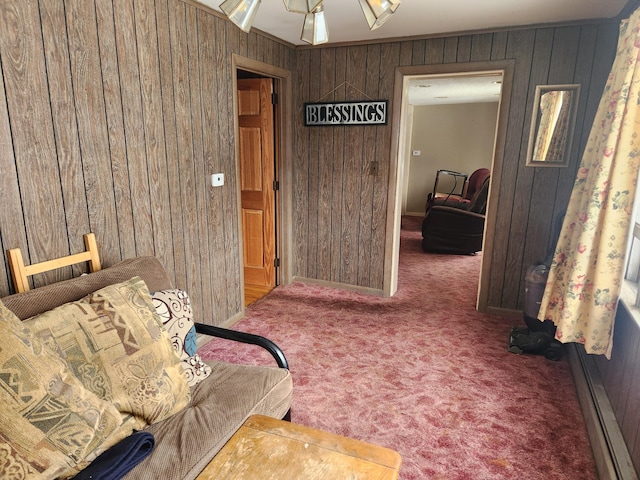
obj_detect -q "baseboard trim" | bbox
[290,276,385,297]
[568,344,638,480]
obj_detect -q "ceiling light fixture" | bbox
[301,4,329,45]
[358,0,401,30]
[284,0,323,14]
[219,0,401,45]
[220,0,262,33]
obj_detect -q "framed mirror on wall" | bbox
[526,84,580,167]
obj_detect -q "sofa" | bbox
[0,256,293,479]
[422,172,490,254]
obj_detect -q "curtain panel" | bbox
[537,8,640,358]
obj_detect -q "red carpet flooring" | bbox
[199,216,597,479]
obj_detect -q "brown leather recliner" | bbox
[426,168,491,210]
[422,173,490,254]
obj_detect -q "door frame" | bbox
[231,55,293,308]
[384,60,515,311]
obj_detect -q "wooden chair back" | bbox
[7,233,101,293]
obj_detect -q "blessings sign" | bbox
[304,101,388,126]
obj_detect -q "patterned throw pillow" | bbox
[151,289,212,387]
[25,277,191,427]
[0,300,126,479]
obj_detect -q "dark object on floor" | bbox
[508,326,564,361]
[508,211,567,361]
[72,431,155,480]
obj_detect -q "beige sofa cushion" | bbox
[0,301,125,479]
[24,277,190,426]
[123,361,293,480]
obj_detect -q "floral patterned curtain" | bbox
[537,8,640,358]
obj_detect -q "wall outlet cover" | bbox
[211,173,224,187]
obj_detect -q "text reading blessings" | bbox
[305,101,387,126]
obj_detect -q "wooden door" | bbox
[238,78,276,289]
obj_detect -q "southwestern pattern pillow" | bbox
[0,300,125,479]
[25,277,190,427]
[151,289,211,387]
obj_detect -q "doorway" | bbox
[232,56,293,308]
[384,61,515,311]
[237,74,276,306]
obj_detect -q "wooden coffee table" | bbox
[196,415,402,479]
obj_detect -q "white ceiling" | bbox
[198,0,629,47]
[198,0,630,105]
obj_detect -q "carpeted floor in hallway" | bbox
[199,215,597,479]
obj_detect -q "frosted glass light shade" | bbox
[301,5,328,45]
[358,0,401,30]
[220,0,262,33]
[283,0,323,14]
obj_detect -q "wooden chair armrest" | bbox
[194,323,289,370]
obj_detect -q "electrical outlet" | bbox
[370,161,379,175]
[211,173,224,187]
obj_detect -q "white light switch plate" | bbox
[412,150,421,156]
[211,173,224,187]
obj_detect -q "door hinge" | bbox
[272,93,278,105]
[274,258,280,268]
[273,180,279,191]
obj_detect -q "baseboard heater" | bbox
[568,344,638,480]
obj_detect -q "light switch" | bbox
[211,173,224,187]
[412,150,421,156]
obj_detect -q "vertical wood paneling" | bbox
[502,29,553,310]
[168,0,202,309]
[487,29,536,307]
[411,39,425,65]
[66,0,120,265]
[490,31,508,59]
[370,42,399,288]
[40,0,91,276]
[470,33,493,61]
[1,1,70,287]
[317,48,336,281]
[456,35,472,62]
[330,47,347,282]
[341,46,367,285]
[594,306,640,472]
[198,11,227,320]
[185,5,213,320]
[293,48,310,279]
[216,18,242,317]
[112,0,154,256]
[443,36,458,63]
[398,41,412,66]
[293,23,617,296]
[425,38,444,64]
[0,0,294,323]
[134,0,175,279]
[307,48,321,278]
[0,0,620,326]
[357,44,381,286]
[156,0,187,288]
[0,65,25,297]
[95,0,137,261]
[518,27,581,307]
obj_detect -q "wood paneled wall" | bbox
[293,23,620,308]
[0,0,623,317]
[0,0,294,325]
[595,305,640,472]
